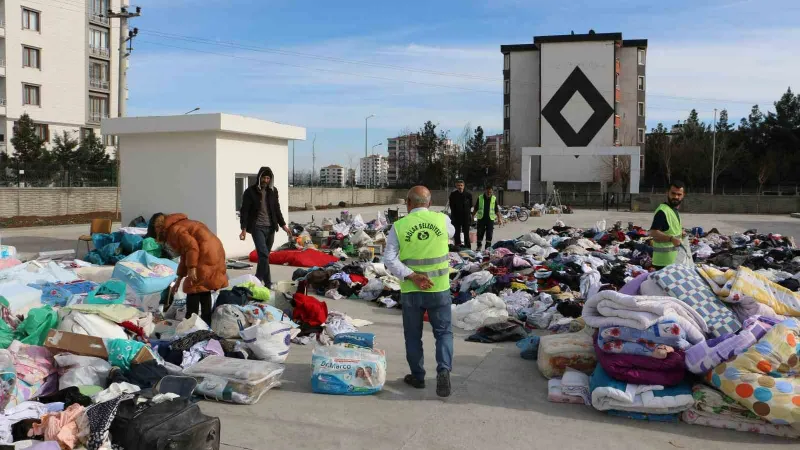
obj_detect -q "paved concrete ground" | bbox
[3,208,800,449]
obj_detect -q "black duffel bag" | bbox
[110,397,220,450]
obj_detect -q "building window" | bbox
[34,124,49,141]
[504,104,510,118]
[23,84,40,106]
[637,128,645,144]
[640,154,645,171]
[504,130,509,142]
[89,61,110,89]
[22,8,40,31]
[638,49,646,65]
[90,29,109,48]
[81,127,95,140]
[89,95,109,122]
[103,135,116,146]
[504,80,510,95]
[503,53,510,70]
[22,46,40,69]
[613,127,619,144]
[638,102,645,117]
[90,0,109,15]
[637,75,645,91]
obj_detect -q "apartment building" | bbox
[0,0,125,156]
[387,134,455,186]
[485,133,505,162]
[501,31,647,192]
[359,154,388,187]
[319,164,346,187]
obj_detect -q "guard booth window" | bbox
[235,174,257,211]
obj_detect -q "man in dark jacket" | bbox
[448,180,473,249]
[239,167,292,285]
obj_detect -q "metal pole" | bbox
[310,135,316,207]
[292,140,295,186]
[711,108,717,195]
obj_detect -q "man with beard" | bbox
[649,180,686,269]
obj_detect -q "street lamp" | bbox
[183,107,200,115]
[371,142,383,155]
[365,114,375,159]
[369,142,383,188]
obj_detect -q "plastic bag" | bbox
[141,238,162,258]
[240,321,292,363]
[85,279,126,305]
[183,356,285,405]
[593,220,607,233]
[120,234,144,255]
[333,332,375,349]
[14,306,58,346]
[311,343,386,395]
[239,282,270,302]
[91,233,115,251]
[350,230,373,247]
[176,314,209,336]
[211,305,248,339]
[0,350,16,410]
[54,354,112,390]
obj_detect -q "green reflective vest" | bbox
[652,203,682,267]
[476,195,497,221]
[393,209,451,293]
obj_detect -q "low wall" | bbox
[633,193,800,214]
[286,187,452,208]
[0,187,119,218]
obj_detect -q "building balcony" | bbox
[0,19,5,38]
[0,58,5,77]
[89,12,110,26]
[89,77,110,91]
[88,112,109,124]
[89,46,110,59]
[0,99,5,116]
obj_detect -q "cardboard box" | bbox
[132,346,154,364]
[45,330,108,359]
[367,244,383,255]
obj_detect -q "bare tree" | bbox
[757,156,775,194]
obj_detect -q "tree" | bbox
[77,132,110,167]
[708,109,744,192]
[10,113,48,165]
[415,121,449,188]
[464,126,493,187]
[646,123,674,185]
[51,131,79,169]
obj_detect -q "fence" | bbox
[643,185,800,196]
[0,163,117,188]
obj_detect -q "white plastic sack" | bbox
[240,321,292,363]
[332,222,351,236]
[351,230,373,247]
[229,274,263,287]
[172,278,188,302]
[372,231,387,244]
[176,314,210,336]
[451,293,509,330]
[594,220,607,232]
[54,354,112,390]
[210,304,247,339]
[351,214,366,230]
[183,356,285,405]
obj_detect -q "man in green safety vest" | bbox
[384,186,455,397]
[649,180,686,269]
[472,184,503,251]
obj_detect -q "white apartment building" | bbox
[485,133,505,162]
[319,164,346,187]
[359,154,387,187]
[387,134,455,186]
[0,0,125,156]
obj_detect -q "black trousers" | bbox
[186,292,213,325]
[451,219,470,249]
[476,219,494,247]
[253,225,276,285]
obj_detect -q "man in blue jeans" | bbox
[385,186,455,397]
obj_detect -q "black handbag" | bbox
[110,397,220,450]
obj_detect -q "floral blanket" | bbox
[698,265,800,318]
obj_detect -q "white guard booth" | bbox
[102,113,306,258]
[520,146,641,194]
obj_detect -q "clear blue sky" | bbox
[128,0,799,171]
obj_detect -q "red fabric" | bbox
[269,249,339,268]
[349,274,368,285]
[249,249,258,263]
[292,293,329,327]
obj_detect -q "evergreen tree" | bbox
[51,131,79,169]
[10,113,47,165]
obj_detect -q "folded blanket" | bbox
[599,319,690,350]
[698,265,799,318]
[607,410,679,423]
[590,365,693,413]
[685,315,779,374]
[547,379,585,405]
[594,335,687,386]
[681,409,800,438]
[583,291,709,344]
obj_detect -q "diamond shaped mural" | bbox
[541,66,614,147]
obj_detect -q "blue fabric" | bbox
[86,279,126,305]
[516,335,540,360]
[28,280,99,307]
[590,365,693,401]
[111,250,178,295]
[334,332,375,349]
[107,339,146,372]
[401,290,453,380]
[91,233,114,250]
[120,234,144,255]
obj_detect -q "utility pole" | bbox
[107,5,141,220]
[711,108,717,195]
[292,140,295,186]
[365,114,374,188]
[310,135,316,207]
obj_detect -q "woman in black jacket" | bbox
[239,166,292,285]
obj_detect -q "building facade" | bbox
[485,133,505,162]
[501,32,646,193]
[319,164,346,187]
[0,0,125,156]
[387,134,455,186]
[359,154,388,187]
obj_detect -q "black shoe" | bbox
[436,370,451,397]
[404,374,425,389]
